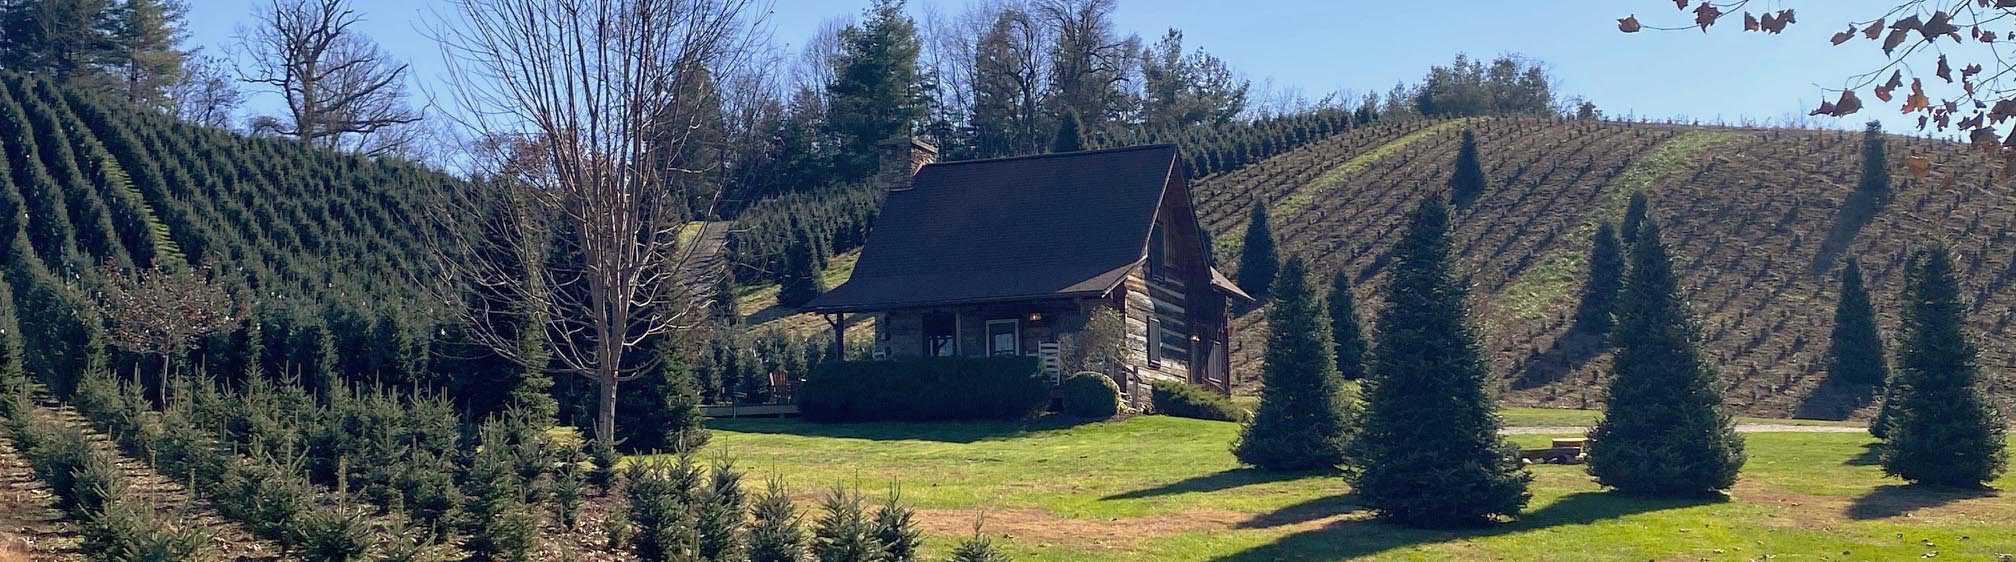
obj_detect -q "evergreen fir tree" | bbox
[1326,270,1369,380]
[509,307,558,427]
[657,348,710,451]
[1619,191,1648,247]
[1827,258,1890,387]
[1234,203,1279,302]
[779,221,826,308]
[1448,128,1487,205]
[748,479,807,562]
[713,273,742,327]
[824,0,929,181]
[872,490,921,562]
[626,455,703,562]
[1050,111,1086,153]
[1880,244,2008,487]
[1870,251,1923,440]
[1233,257,1355,470]
[461,419,539,562]
[1572,221,1626,334]
[1349,199,1530,527]
[812,487,885,562]
[697,459,748,562]
[1587,218,1746,497]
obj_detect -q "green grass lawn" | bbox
[681,415,2014,561]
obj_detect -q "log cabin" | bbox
[802,138,1252,406]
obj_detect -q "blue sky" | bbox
[181,0,1945,136]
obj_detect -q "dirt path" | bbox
[0,427,82,562]
[33,402,285,561]
[1500,423,1866,435]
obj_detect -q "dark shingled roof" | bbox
[804,144,1182,312]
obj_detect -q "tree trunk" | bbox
[597,375,619,447]
[159,354,171,405]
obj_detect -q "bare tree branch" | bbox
[424,0,765,443]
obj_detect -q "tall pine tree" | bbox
[1587,218,1745,497]
[1233,257,1355,470]
[1827,258,1889,388]
[1234,202,1279,302]
[1326,270,1368,380]
[1349,199,1529,527]
[1447,128,1486,206]
[1572,221,1625,334]
[824,0,928,181]
[1880,244,2007,487]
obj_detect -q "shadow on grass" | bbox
[1209,492,1723,562]
[1845,484,1998,520]
[1843,442,1882,466]
[708,415,1087,444]
[1101,468,1325,501]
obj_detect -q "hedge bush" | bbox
[1059,372,1120,419]
[798,357,1047,422]
[1151,381,1249,423]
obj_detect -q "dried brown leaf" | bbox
[1694,2,1723,30]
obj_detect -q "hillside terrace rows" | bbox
[1196,117,2015,417]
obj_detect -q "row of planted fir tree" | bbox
[1232,188,2004,528]
[1,351,1012,562]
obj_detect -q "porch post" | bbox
[827,312,847,359]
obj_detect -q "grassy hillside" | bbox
[1196,116,2016,418]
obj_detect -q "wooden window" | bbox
[923,313,956,357]
[986,319,1020,356]
[1146,313,1161,366]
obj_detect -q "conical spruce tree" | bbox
[1880,244,2008,487]
[747,479,807,562]
[1620,192,1648,247]
[1827,258,1890,388]
[1051,111,1086,153]
[1871,251,1923,440]
[778,221,825,308]
[1325,270,1369,380]
[1448,128,1487,205]
[1572,221,1626,334]
[1587,218,1745,497]
[1233,257,1355,471]
[509,306,558,427]
[1348,199,1529,527]
[1234,203,1279,302]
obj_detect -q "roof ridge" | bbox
[923,143,1175,168]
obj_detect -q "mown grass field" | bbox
[678,414,2014,561]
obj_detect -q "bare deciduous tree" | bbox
[95,261,240,402]
[236,0,420,155]
[428,0,765,444]
[170,53,241,128]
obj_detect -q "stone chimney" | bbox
[879,136,938,192]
